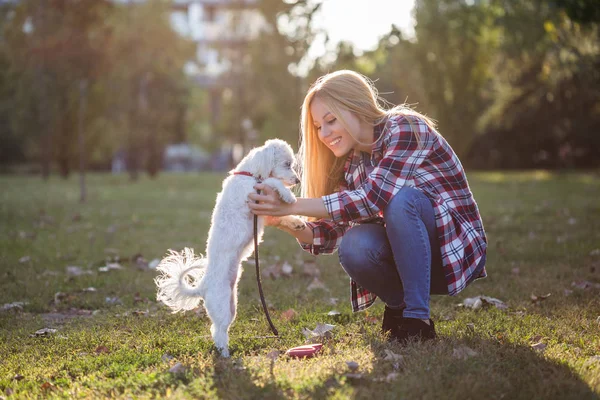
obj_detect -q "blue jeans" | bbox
[338,186,447,319]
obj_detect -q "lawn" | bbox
[1,171,599,399]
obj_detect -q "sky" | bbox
[308,0,416,58]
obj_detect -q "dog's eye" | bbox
[284,161,292,168]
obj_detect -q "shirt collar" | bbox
[369,117,389,166]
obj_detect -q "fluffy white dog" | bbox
[154,139,305,357]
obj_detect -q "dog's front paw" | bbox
[279,190,297,204]
[280,215,306,231]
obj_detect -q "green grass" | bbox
[1,171,599,399]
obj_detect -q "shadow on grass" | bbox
[210,352,289,399]
[353,336,599,400]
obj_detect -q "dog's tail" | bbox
[154,247,207,313]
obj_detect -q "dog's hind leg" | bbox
[204,286,236,357]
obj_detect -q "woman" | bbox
[248,70,487,343]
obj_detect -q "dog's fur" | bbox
[154,139,305,357]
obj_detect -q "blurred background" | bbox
[0,0,598,180]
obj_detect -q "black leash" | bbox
[253,187,278,336]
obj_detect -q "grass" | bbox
[0,171,599,399]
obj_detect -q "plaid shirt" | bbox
[300,114,487,312]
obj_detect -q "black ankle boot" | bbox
[392,317,437,344]
[381,306,405,336]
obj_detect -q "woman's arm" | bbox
[248,184,330,219]
[264,216,314,244]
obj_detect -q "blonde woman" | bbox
[248,70,487,343]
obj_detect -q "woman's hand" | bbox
[247,184,295,217]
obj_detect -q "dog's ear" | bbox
[254,144,276,180]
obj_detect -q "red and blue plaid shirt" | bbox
[300,114,487,312]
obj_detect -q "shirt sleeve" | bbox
[322,116,434,223]
[298,219,351,255]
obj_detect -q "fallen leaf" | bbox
[66,266,93,276]
[459,295,507,310]
[346,361,359,372]
[302,260,320,277]
[364,315,379,324]
[531,342,547,352]
[95,345,110,354]
[266,350,280,361]
[105,296,121,305]
[98,263,123,272]
[148,258,160,269]
[1,302,27,312]
[13,374,24,381]
[530,293,551,304]
[40,382,55,391]
[572,280,600,290]
[383,349,404,363]
[169,363,187,374]
[281,309,298,321]
[590,249,600,257]
[327,310,341,316]
[453,346,478,360]
[302,323,335,341]
[263,262,283,279]
[384,372,399,382]
[81,287,97,292]
[529,335,544,343]
[19,256,31,263]
[31,328,57,337]
[307,277,326,291]
[281,261,293,276]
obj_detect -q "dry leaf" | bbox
[327,310,341,316]
[302,260,320,277]
[281,261,293,276]
[346,361,359,372]
[95,345,110,354]
[572,280,600,290]
[169,362,187,374]
[281,309,298,321]
[529,335,544,343]
[66,266,93,276]
[459,296,507,310]
[148,258,160,269]
[40,382,55,391]
[302,323,335,340]
[383,349,404,362]
[13,374,24,381]
[98,263,123,272]
[530,293,551,304]
[19,256,31,264]
[31,328,57,337]
[453,346,478,360]
[1,302,27,312]
[307,277,326,291]
[266,350,280,361]
[531,342,547,352]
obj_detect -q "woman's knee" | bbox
[384,186,432,225]
[338,225,386,275]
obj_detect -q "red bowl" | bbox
[285,343,323,358]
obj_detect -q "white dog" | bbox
[155,139,305,357]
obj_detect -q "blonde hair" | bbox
[298,70,436,199]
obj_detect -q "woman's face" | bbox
[310,97,367,157]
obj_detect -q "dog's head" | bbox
[236,139,300,186]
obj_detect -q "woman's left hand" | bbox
[247,183,295,216]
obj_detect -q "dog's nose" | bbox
[295,178,300,184]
